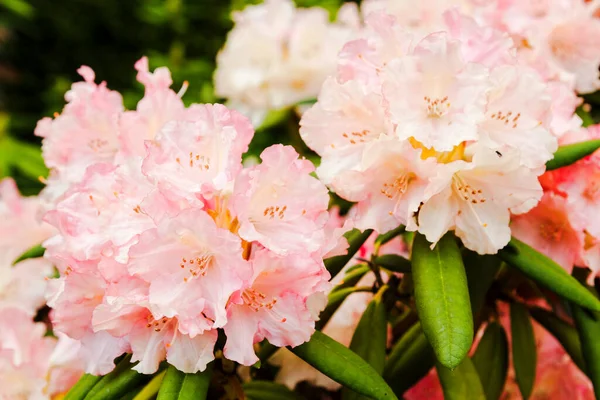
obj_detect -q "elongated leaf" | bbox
[342,286,388,400]
[471,322,509,400]
[499,238,600,311]
[436,357,485,400]
[157,364,212,400]
[529,307,586,374]
[510,303,536,400]
[291,331,397,400]
[332,265,370,292]
[83,355,134,400]
[546,139,600,170]
[64,374,102,400]
[243,381,304,400]
[375,225,405,246]
[463,250,501,319]
[412,233,473,368]
[383,323,436,396]
[177,364,213,400]
[157,365,185,400]
[133,370,166,400]
[373,254,411,274]
[573,301,600,398]
[324,229,373,278]
[316,286,371,330]
[12,243,45,265]
[87,368,148,400]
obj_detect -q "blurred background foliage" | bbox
[0,0,351,194]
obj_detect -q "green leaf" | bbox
[471,322,509,400]
[529,307,587,374]
[290,331,397,400]
[383,322,436,396]
[316,286,371,330]
[436,357,485,400]
[411,233,473,368]
[373,254,411,274]
[157,364,213,400]
[462,250,501,319]
[64,374,102,400]
[375,225,406,247]
[499,238,600,311]
[546,139,600,170]
[324,229,373,278]
[243,381,304,400]
[133,370,166,400]
[86,368,148,400]
[576,105,595,127]
[83,355,135,400]
[573,300,600,399]
[257,341,278,363]
[157,365,185,400]
[332,265,370,292]
[12,243,45,265]
[510,303,536,400]
[342,286,388,400]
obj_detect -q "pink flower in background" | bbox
[214,0,358,125]
[0,178,54,315]
[0,307,84,399]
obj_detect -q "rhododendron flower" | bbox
[300,9,554,254]
[40,59,334,375]
[214,0,358,125]
[0,178,54,315]
[0,307,84,399]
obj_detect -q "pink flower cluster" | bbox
[39,59,335,375]
[300,8,566,255]
[214,0,359,125]
[513,125,600,283]
[0,179,83,399]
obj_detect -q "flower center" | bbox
[489,110,521,129]
[241,288,287,322]
[452,176,487,205]
[424,95,450,118]
[381,172,416,199]
[146,315,170,332]
[180,253,213,282]
[263,205,287,220]
[583,177,600,200]
[410,137,466,163]
[539,220,566,242]
[176,152,210,170]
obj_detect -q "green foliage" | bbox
[510,303,536,400]
[471,322,509,400]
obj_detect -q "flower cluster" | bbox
[39,59,335,375]
[214,0,359,125]
[0,178,83,399]
[512,125,600,283]
[300,8,562,254]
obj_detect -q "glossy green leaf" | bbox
[332,265,370,292]
[342,286,388,400]
[83,355,134,400]
[324,229,373,278]
[463,250,502,319]
[546,139,600,170]
[436,357,485,400]
[157,364,212,400]
[510,303,536,400]
[471,322,509,400]
[412,233,473,368]
[530,307,586,373]
[316,286,371,330]
[375,225,406,247]
[383,322,436,396]
[64,374,102,400]
[373,254,411,274]
[243,381,304,400]
[499,238,600,311]
[573,300,600,398]
[290,331,397,400]
[87,369,147,400]
[157,365,184,400]
[12,243,45,265]
[133,370,166,400]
